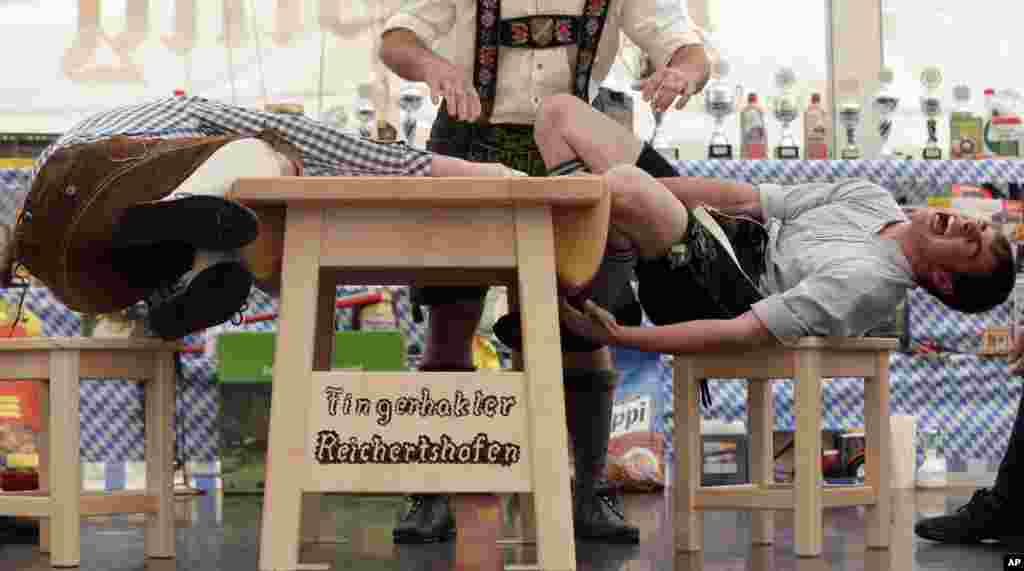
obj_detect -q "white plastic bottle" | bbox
[916,429,948,488]
[983,88,998,156]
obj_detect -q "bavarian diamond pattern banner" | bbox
[3,157,1024,466]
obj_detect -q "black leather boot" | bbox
[392,494,456,544]
[565,370,640,544]
[391,364,475,544]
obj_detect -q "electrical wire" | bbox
[318,28,327,120]
[225,1,238,105]
[247,0,269,108]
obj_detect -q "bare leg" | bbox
[417,154,522,368]
[604,165,688,260]
[534,93,646,173]
[421,299,485,369]
[429,155,523,178]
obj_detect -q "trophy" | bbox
[355,82,377,139]
[704,60,737,159]
[398,83,426,146]
[621,36,674,158]
[322,105,349,131]
[873,68,900,158]
[838,79,863,160]
[920,66,944,160]
[773,67,800,159]
[355,103,375,139]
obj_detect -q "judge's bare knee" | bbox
[535,94,644,173]
[604,164,688,259]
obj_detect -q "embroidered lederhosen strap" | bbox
[473,0,611,123]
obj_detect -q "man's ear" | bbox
[930,270,954,296]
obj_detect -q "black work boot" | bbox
[565,370,640,544]
[914,488,1021,544]
[391,364,475,544]
[392,494,456,544]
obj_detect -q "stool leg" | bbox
[748,379,774,545]
[672,358,701,552]
[793,350,823,557]
[145,350,177,559]
[37,379,50,553]
[49,350,81,568]
[864,351,891,549]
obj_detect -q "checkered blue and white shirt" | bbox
[30,96,433,187]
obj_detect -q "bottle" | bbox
[949,85,983,159]
[357,288,397,331]
[804,93,831,159]
[916,429,948,488]
[983,88,999,156]
[739,93,767,159]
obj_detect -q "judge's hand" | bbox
[425,59,481,122]
[637,45,710,113]
[559,298,621,346]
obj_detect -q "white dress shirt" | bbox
[385,0,716,125]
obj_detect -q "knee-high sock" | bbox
[564,369,618,500]
[994,388,1024,504]
[548,158,590,177]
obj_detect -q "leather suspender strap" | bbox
[473,0,501,124]
[572,0,611,100]
[473,0,612,123]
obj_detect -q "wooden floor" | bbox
[0,487,1017,571]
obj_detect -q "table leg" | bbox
[794,350,823,557]
[300,274,340,545]
[259,206,324,571]
[502,284,536,546]
[37,379,50,553]
[515,206,575,571]
[748,378,775,545]
[144,350,177,559]
[49,350,81,568]
[864,351,891,549]
[672,358,701,552]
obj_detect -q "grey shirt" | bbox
[750,179,917,343]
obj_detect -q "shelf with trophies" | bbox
[681,61,1024,163]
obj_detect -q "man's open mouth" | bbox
[932,212,952,235]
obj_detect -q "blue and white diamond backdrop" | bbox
[2,158,1024,488]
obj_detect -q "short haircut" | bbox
[927,232,1016,314]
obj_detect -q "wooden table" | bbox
[231,176,609,571]
[672,337,895,557]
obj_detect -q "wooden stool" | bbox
[231,176,609,571]
[672,337,895,557]
[0,338,180,568]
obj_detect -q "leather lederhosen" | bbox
[13,129,302,314]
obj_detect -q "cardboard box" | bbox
[218,331,406,492]
[217,330,407,383]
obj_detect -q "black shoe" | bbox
[114,194,260,251]
[492,299,643,353]
[146,252,253,340]
[914,488,1021,544]
[393,495,456,544]
[574,491,640,544]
